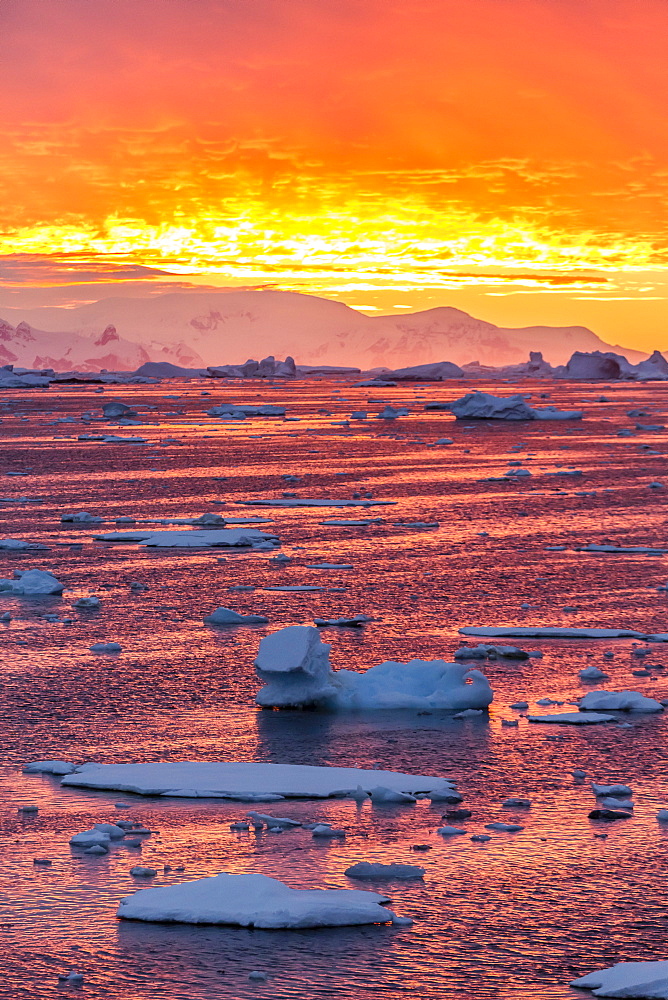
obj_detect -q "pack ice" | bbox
[117,872,397,928]
[58,760,455,799]
[254,625,493,710]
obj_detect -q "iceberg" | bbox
[450,391,581,420]
[0,569,64,595]
[60,760,454,799]
[117,872,397,928]
[204,607,269,625]
[254,625,493,710]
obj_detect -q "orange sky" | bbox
[1,0,667,348]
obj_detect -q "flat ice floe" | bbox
[572,960,668,997]
[94,528,278,548]
[528,712,617,725]
[204,607,269,625]
[59,761,455,799]
[117,872,397,928]
[236,498,396,507]
[461,626,668,642]
[254,625,493,710]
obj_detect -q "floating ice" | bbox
[73,595,100,609]
[314,615,373,628]
[461,626,668,642]
[60,761,454,799]
[579,690,664,713]
[61,511,103,523]
[579,666,609,680]
[528,712,617,725]
[591,784,632,797]
[90,642,122,653]
[0,569,64,595]
[117,872,397,928]
[344,862,425,879]
[450,391,582,421]
[237,498,395,508]
[0,538,47,550]
[437,826,467,836]
[94,528,278,548]
[23,760,77,775]
[254,625,493,711]
[204,608,269,625]
[571,960,668,997]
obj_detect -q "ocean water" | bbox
[1,377,668,999]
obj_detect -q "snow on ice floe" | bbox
[571,960,668,998]
[0,538,48,551]
[344,862,425,879]
[579,690,664,713]
[204,608,269,625]
[254,625,493,710]
[460,626,668,642]
[0,569,64,595]
[236,498,396,508]
[59,761,455,799]
[117,872,398,928]
[94,528,278,548]
[314,614,373,627]
[528,712,617,725]
[23,760,77,775]
[449,392,582,421]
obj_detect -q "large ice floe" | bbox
[460,626,668,642]
[572,960,668,998]
[117,873,398,928]
[94,528,278,548]
[58,761,455,799]
[254,625,493,710]
[449,391,582,421]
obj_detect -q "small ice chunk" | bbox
[344,862,424,879]
[204,607,269,625]
[437,826,467,836]
[130,866,158,877]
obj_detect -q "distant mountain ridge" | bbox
[0,289,645,371]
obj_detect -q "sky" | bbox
[1,0,667,350]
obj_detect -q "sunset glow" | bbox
[1,0,668,345]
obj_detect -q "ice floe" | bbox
[254,625,493,710]
[204,608,269,625]
[579,690,664,713]
[344,862,425,879]
[450,391,582,421]
[117,872,398,928]
[460,626,668,642]
[94,528,278,548]
[59,761,454,799]
[0,569,64,595]
[571,960,668,997]
[528,712,617,725]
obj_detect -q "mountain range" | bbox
[0,289,645,372]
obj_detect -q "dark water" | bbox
[1,378,668,998]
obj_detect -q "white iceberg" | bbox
[94,528,278,548]
[254,625,493,711]
[0,569,64,595]
[579,690,664,713]
[117,872,397,928]
[450,392,582,421]
[60,761,454,799]
[571,960,668,998]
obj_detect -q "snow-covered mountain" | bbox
[0,317,204,372]
[0,289,643,371]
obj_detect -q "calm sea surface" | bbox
[1,377,668,999]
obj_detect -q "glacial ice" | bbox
[117,872,397,928]
[254,625,493,711]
